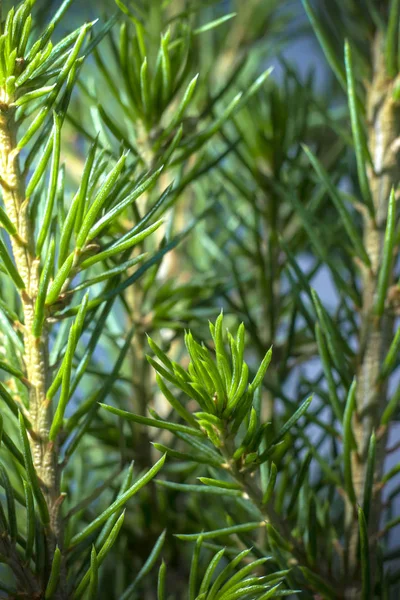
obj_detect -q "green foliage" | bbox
[0,0,399,598]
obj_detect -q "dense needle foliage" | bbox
[0,0,399,598]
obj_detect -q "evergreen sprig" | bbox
[0,0,399,598]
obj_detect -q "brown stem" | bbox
[345,33,399,598]
[0,104,64,595]
[220,434,336,594]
